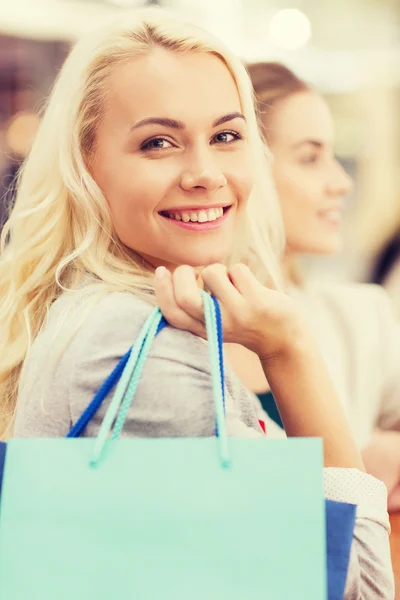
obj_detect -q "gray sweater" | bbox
[14,287,395,599]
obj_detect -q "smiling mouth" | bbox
[318,209,342,224]
[159,206,231,223]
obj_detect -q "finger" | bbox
[154,267,205,337]
[172,265,205,322]
[201,264,243,308]
[228,263,264,299]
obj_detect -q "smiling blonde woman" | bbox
[0,9,394,597]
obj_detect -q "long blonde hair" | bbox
[0,8,284,436]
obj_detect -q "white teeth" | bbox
[165,207,226,222]
[322,210,341,222]
[198,210,208,223]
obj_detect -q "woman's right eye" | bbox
[140,137,174,151]
[299,154,319,165]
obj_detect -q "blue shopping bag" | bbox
[325,499,356,599]
[0,295,332,599]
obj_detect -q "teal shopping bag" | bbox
[0,294,327,600]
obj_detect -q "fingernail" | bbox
[155,266,166,280]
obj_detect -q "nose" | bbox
[327,159,353,197]
[180,146,227,193]
[180,170,227,192]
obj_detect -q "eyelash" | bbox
[140,137,173,151]
[300,154,319,165]
[140,130,243,152]
[211,130,243,145]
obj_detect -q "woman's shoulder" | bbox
[17,285,263,440]
[49,285,154,328]
[44,285,209,367]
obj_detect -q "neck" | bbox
[281,249,303,288]
[281,250,294,284]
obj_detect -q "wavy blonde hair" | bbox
[0,8,284,437]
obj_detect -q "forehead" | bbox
[269,91,334,146]
[105,48,242,126]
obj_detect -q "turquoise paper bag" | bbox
[0,295,327,599]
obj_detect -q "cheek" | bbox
[92,150,132,208]
[235,174,253,206]
[273,165,320,215]
[227,158,254,206]
[93,155,172,219]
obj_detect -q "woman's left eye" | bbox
[141,137,174,151]
[211,131,242,145]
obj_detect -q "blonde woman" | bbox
[0,10,394,597]
[227,61,400,509]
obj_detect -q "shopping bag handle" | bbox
[89,293,230,468]
[67,296,223,440]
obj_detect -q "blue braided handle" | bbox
[67,296,226,456]
[89,293,229,466]
[66,318,168,438]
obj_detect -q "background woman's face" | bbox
[267,91,353,256]
[91,48,253,271]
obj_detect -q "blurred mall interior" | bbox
[1,0,400,283]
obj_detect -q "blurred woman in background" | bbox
[226,61,400,510]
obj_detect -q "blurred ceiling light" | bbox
[269,8,312,51]
[5,111,40,158]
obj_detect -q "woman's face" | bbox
[91,48,253,270]
[267,91,353,256]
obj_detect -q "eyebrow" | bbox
[130,112,246,132]
[292,140,324,150]
[213,112,246,127]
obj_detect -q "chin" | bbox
[305,245,342,256]
[182,254,228,268]
[317,239,343,255]
[291,236,343,256]
[169,243,231,268]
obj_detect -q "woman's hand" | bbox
[154,263,307,361]
[155,262,364,470]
